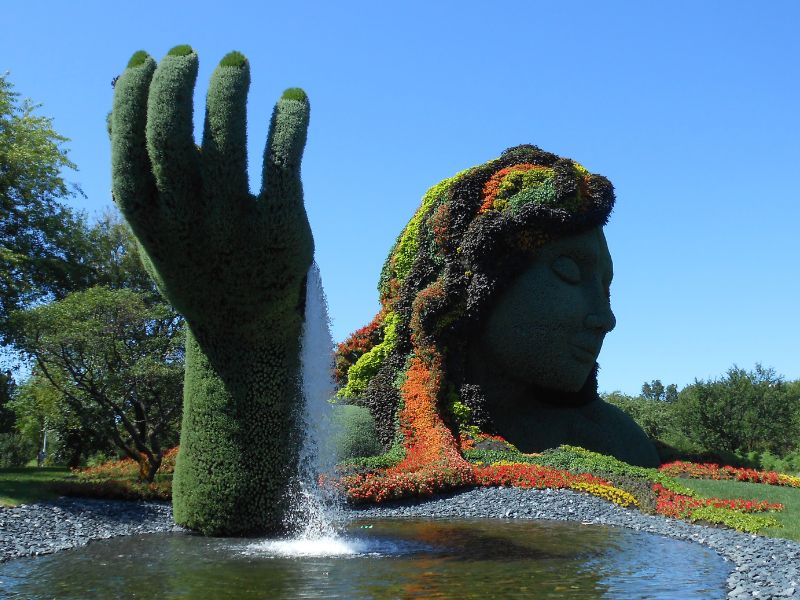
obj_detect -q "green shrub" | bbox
[85,451,115,468]
[332,405,382,460]
[532,446,699,496]
[338,443,406,472]
[0,433,36,468]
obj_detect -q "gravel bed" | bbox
[1,489,799,598]
[0,498,175,562]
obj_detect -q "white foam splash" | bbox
[246,536,366,558]
[282,261,343,540]
[243,535,424,558]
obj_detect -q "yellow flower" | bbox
[571,482,639,508]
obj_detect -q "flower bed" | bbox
[659,460,800,488]
[341,443,788,534]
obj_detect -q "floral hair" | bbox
[335,145,615,497]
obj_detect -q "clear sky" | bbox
[3,1,799,395]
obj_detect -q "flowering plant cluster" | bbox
[659,461,800,488]
[570,482,639,508]
[340,443,788,535]
[472,463,606,489]
[55,447,179,501]
[652,482,783,533]
[342,353,477,503]
[652,482,783,517]
[334,313,384,385]
[74,447,178,481]
[345,453,640,510]
[74,457,141,481]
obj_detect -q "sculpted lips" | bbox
[570,341,602,363]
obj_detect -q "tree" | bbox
[0,369,14,432]
[676,364,798,455]
[10,371,116,467]
[0,72,93,341]
[11,286,183,480]
[82,210,158,298]
[641,379,678,402]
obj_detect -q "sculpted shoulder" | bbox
[575,400,661,467]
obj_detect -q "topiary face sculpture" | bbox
[111,46,313,535]
[336,145,659,481]
[472,227,616,394]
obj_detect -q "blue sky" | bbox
[3,1,799,395]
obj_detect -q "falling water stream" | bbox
[248,261,349,557]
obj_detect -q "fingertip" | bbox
[167,44,194,57]
[219,51,248,68]
[126,50,151,69]
[281,87,309,105]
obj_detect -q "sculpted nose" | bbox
[585,305,616,333]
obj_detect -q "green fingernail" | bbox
[127,50,150,68]
[220,51,247,68]
[281,87,308,103]
[167,44,194,57]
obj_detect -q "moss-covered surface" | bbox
[111,48,312,535]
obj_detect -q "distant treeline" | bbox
[604,366,800,472]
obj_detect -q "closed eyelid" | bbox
[552,256,581,283]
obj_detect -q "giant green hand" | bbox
[111,46,314,535]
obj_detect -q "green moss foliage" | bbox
[281,87,308,103]
[167,44,193,57]
[338,443,406,472]
[127,51,150,68]
[219,51,247,68]
[111,48,313,535]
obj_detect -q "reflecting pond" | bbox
[0,519,729,599]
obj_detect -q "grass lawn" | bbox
[680,478,800,542]
[0,467,71,507]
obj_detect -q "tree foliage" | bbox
[676,365,799,455]
[0,368,14,432]
[641,379,678,402]
[0,73,92,341]
[10,371,116,468]
[81,210,158,297]
[11,286,183,480]
[603,390,680,441]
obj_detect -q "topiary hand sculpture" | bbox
[111,46,313,535]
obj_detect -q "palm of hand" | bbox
[111,47,312,330]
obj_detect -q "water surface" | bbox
[0,519,729,599]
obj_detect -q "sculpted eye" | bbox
[552,256,581,284]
